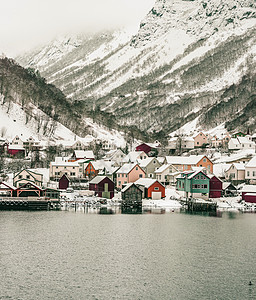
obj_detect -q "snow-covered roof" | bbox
[51,161,79,167]
[121,182,143,193]
[230,138,240,145]
[155,164,171,174]
[233,163,245,170]
[245,156,256,168]
[117,163,139,174]
[89,176,108,184]
[244,193,256,196]
[122,151,147,163]
[8,145,25,150]
[137,157,158,168]
[165,155,205,165]
[187,169,209,180]
[241,185,256,193]
[74,150,94,159]
[0,181,16,190]
[237,137,254,144]
[135,178,158,188]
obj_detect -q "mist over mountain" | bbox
[16,0,256,139]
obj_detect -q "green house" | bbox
[176,170,210,197]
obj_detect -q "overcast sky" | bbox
[0,0,155,57]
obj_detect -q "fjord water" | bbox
[0,210,256,300]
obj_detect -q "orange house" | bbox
[135,178,165,199]
[84,162,99,178]
[164,155,213,174]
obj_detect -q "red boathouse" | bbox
[209,175,223,198]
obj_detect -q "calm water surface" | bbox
[0,209,256,300]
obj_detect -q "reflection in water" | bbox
[181,208,222,218]
[98,207,115,214]
[121,206,142,214]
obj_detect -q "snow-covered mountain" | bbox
[0,57,126,147]
[17,0,256,138]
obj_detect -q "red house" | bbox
[84,161,99,178]
[7,145,25,157]
[209,175,223,198]
[135,143,152,155]
[243,193,256,203]
[135,178,165,199]
[89,176,115,199]
[59,174,70,190]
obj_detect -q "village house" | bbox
[225,163,245,184]
[164,155,213,173]
[59,174,70,190]
[222,182,237,197]
[121,183,143,206]
[208,175,223,198]
[135,178,165,199]
[7,144,25,157]
[116,163,145,189]
[137,157,162,178]
[0,182,16,197]
[176,169,210,199]
[211,133,231,148]
[13,169,43,187]
[69,150,95,162]
[167,136,194,152]
[155,164,180,186]
[11,135,24,147]
[122,151,148,165]
[241,185,256,200]
[49,161,81,180]
[89,176,115,199]
[228,136,255,151]
[245,156,256,184]
[83,160,118,180]
[101,139,116,151]
[193,132,212,148]
[103,149,125,166]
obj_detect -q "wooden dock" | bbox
[187,200,217,212]
[0,197,60,211]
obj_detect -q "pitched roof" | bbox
[165,155,205,165]
[155,164,171,174]
[117,163,143,174]
[233,163,245,170]
[122,151,147,163]
[74,150,94,159]
[245,156,256,168]
[89,176,108,184]
[121,183,143,193]
[137,157,158,168]
[241,185,256,193]
[135,178,158,188]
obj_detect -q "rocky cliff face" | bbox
[17,0,256,138]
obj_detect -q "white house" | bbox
[228,136,255,151]
[245,156,256,183]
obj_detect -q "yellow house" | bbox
[13,169,43,187]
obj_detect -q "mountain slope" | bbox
[17,0,256,138]
[0,57,126,146]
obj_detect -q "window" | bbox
[126,174,128,178]
[197,142,199,145]
[253,171,256,177]
[26,175,30,179]
[70,172,75,176]
[19,175,22,179]
[204,185,207,189]
[247,171,250,177]
[154,187,159,191]
[122,174,124,177]
[139,174,143,178]
[136,167,138,170]
[200,175,204,180]
[118,181,121,186]
[56,166,58,169]
[203,158,206,162]
[124,181,127,184]
[73,167,75,169]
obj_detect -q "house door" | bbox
[152,192,161,200]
